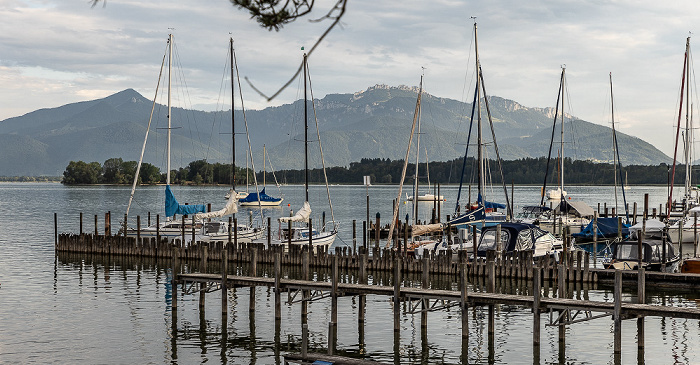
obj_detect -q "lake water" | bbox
[1,182,699,364]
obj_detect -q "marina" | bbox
[18,183,700,363]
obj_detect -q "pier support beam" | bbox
[328,255,338,355]
[250,244,257,314]
[533,267,541,362]
[637,267,646,359]
[393,253,401,333]
[614,270,622,359]
[274,249,281,322]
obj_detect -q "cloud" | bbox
[1,0,699,157]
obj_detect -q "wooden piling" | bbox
[638,268,645,350]
[422,257,428,329]
[533,267,541,350]
[329,255,339,355]
[460,252,468,340]
[614,270,622,355]
[274,250,281,321]
[393,253,401,333]
[54,213,58,249]
[250,244,257,313]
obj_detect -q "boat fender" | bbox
[553,251,560,263]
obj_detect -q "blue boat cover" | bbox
[239,188,282,203]
[478,194,506,209]
[165,185,206,217]
[572,217,630,240]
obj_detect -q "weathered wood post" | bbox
[105,211,111,236]
[460,252,468,340]
[54,213,58,250]
[359,247,367,324]
[363,221,367,249]
[288,209,293,252]
[136,215,141,243]
[301,323,308,358]
[79,212,83,235]
[393,251,401,333]
[633,202,638,225]
[156,215,160,243]
[375,212,381,248]
[329,254,338,355]
[94,214,98,236]
[638,267,645,352]
[614,270,622,358]
[421,257,429,330]
[200,244,208,311]
[352,219,357,254]
[250,242,257,314]
[487,250,495,356]
[171,244,178,311]
[222,217,232,318]
[308,218,313,251]
[695,213,698,258]
[533,266,541,360]
[558,254,566,347]
[274,249,281,322]
[301,246,309,324]
[123,213,128,237]
[267,217,271,248]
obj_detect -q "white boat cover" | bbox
[412,223,444,237]
[556,200,595,218]
[279,201,312,223]
[193,193,238,220]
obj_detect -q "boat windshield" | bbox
[616,244,640,261]
[479,230,510,251]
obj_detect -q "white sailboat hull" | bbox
[407,194,444,202]
[239,198,284,206]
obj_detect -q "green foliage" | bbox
[62,161,102,184]
[61,156,693,186]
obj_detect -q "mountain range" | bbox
[0,85,671,176]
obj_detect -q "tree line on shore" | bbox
[60,156,694,186]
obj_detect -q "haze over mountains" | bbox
[0,85,670,177]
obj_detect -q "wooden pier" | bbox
[54,212,700,363]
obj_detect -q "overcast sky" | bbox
[1,0,699,157]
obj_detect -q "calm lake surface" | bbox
[1,182,699,364]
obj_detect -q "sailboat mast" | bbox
[263,144,267,188]
[685,38,691,201]
[413,76,423,225]
[560,67,565,203]
[474,22,484,204]
[670,38,689,217]
[230,37,236,191]
[303,53,309,202]
[166,34,172,186]
[611,72,619,212]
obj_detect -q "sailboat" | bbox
[239,144,283,206]
[125,35,262,244]
[401,22,512,256]
[124,34,206,242]
[573,72,630,251]
[534,67,591,236]
[668,37,700,248]
[448,21,511,230]
[196,37,265,243]
[269,52,337,249]
[406,148,445,202]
